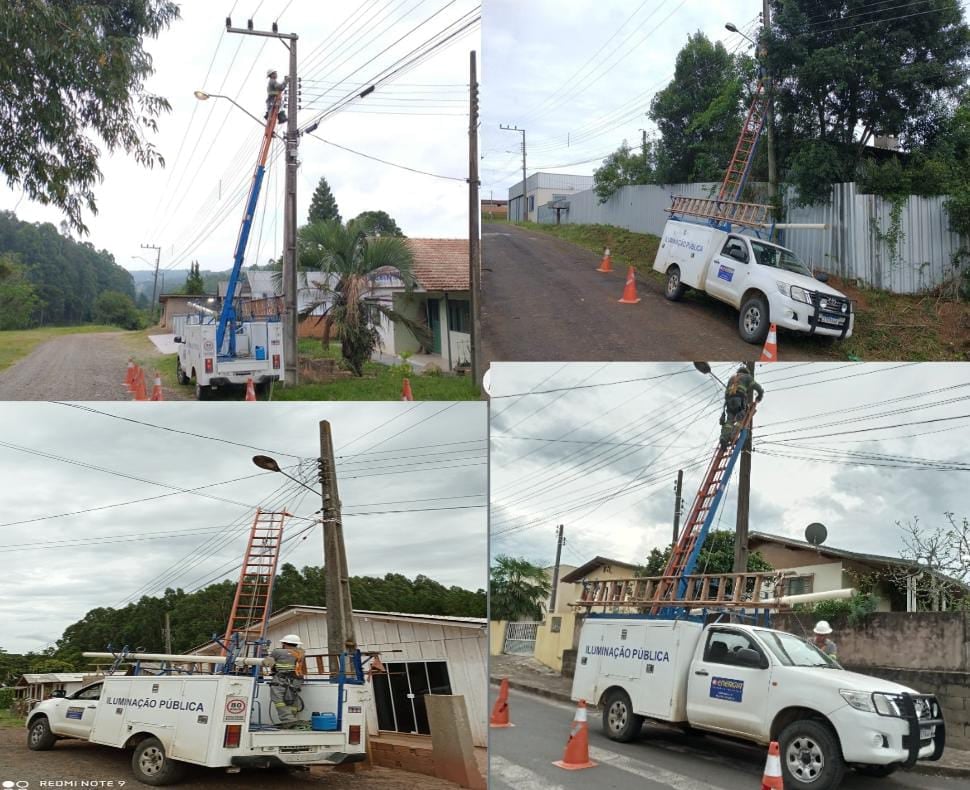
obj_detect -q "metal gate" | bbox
[503,621,540,655]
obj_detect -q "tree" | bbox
[489,555,551,621]
[593,140,656,202]
[769,0,970,204]
[92,290,142,329]
[307,177,341,224]
[298,219,427,375]
[181,261,205,295]
[649,32,748,184]
[883,514,970,611]
[640,530,773,577]
[0,1,181,233]
[351,210,404,237]
[0,254,38,329]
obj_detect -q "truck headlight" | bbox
[840,690,903,717]
[790,285,813,304]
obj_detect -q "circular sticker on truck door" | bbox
[225,696,247,721]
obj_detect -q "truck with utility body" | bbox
[653,218,854,345]
[572,617,944,789]
[26,667,367,785]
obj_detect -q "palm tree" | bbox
[490,555,552,621]
[297,219,428,375]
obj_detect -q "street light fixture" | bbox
[725,21,757,48]
[194,90,269,130]
[693,361,728,389]
[252,455,319,496]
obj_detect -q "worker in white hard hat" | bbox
[265,68,288,121]
[812,620,838,661]
[268,634,306,727]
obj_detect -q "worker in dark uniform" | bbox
[269,634,306,727]
[265,69,288,121]
[724,365,764,425]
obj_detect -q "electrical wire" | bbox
[305,132,466,181]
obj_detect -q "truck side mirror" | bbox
[734,647,764,668]
[50,689,66,698]
[814,272,830,283]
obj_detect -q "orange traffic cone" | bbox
[617,266,641,304]
[489,678,514,728]
[123,358,136,390]
[245,378,257,401]
[401,377,414,401]
[132,367,148,401]
[553,699,596,771]
[760,323,779,362]
[149,370,164,401]
[761,741,784,789]
[596,247,613,273]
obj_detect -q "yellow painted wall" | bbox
[532,612,577,672]
[489,620,507,656]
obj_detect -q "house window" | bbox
[784,575,815,596]
[550,617,562,634]
[448,300,470,333]
[528,195,535,211]
[373,660,452,737]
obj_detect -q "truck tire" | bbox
[27,717,57,750]
[194,381,210,401]
[854,764,897,778]
[664,266,686,301]
[602,689,643,743]
[778,719,845,789]
[132,737,187,786]
[739,293,770,344]
[176,358,189,385]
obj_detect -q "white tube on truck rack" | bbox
[761,587,855,607]
[82,651,271,667]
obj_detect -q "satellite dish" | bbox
[805,523,828,546]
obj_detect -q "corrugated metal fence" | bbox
[540,181,967,294]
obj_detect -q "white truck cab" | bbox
[175,317,283,400]
[653,218,854,344]
[27,672,368,786]
[573,617,944,789]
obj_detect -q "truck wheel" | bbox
[664,266,686,301]
[739,294,770,344]
[602,689,643,742]
[27,717,57,750]
[176,358,189,385]
[854,764,897,778]
[132,737,187,786]
[778,719,845,789]
[194,381,210,401]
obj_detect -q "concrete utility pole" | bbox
[227,17,299,386]
[761,0,778,205]
[318,421,356,659]
[499,124,527,221]
[549,524,565,613]
[468,51,482,390]
[141,243,161,322]
[673,469,684,545]
[734,360,755,573]
[163,611,172,655]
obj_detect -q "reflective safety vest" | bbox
[271,646,307,677]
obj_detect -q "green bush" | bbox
[0,687,14,709]
[92,290,144,330]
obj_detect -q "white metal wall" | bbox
[265,612,487,746]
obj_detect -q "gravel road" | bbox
[0,727,462,789]
[0,332,185,401]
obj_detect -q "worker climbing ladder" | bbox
[650,403,757,613]
[223,508,290,658]
[718,79,767,203]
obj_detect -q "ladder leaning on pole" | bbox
[222,508,290,657]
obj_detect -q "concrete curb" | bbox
[489,677,970,777]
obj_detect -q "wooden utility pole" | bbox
[734,361,755,573]
[318,421,356,658]
[761,0,777,207]
[227,17,299,386]
[673,469,683,545]
[468,51,482,389]
[499,124,527,221]
[549,524,565,613]
[141,243,161,322]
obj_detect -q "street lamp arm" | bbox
[194,91,273,132]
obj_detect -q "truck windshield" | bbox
[756,629,840,668]
[749,242,815,278]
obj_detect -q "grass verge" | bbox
[0,708,25,729]
[515,221,969,361]
[0,325,119,372]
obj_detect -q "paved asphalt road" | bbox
[480,223,829,364]
[489,689,960,790]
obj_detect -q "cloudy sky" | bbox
[1,0,479,273]
[480,0,970,197]
[0,401,487,654]
[488,362,970,577]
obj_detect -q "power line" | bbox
[305,132,466,181]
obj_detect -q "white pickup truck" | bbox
[26,673,368,785]
[653,218,854,344]
[573,617,944,789]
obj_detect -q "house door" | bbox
[426,299,442,354]
[373,660,452,736]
